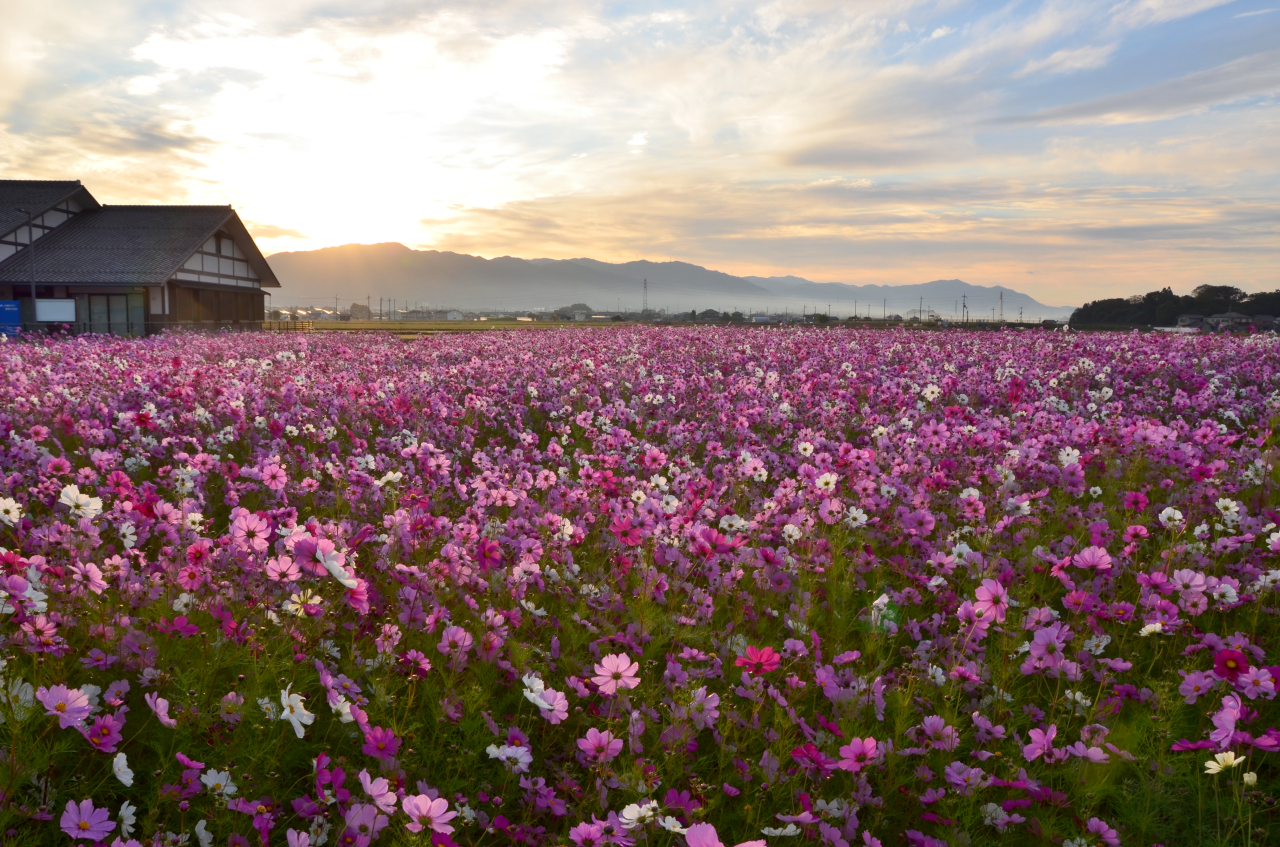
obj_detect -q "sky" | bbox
[1,0,1278,306]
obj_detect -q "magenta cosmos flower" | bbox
[60,799,115,840]
[1214,649,1250,681]
[591,653,640,695]
[735,645,782,675]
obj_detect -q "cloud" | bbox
[1009,49,1280,124]
[1109,0,1239,29]
[1016,43,1118,77]
[245,221,308,239]
[1233,6,1278,16]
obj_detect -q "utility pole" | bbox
[999,291,1003,323]
[962,294,967,324]
[643,278,648,313]
[15,208,36,325]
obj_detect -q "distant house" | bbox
[573,311,586,321]
[446,310,464,321]
[1176,314,1206,329]
[0,179,278,334]
[1206,312,1252,330]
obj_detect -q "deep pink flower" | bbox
[1215,649,1250,681]
[734,645,782,675]
[362,727,401,761]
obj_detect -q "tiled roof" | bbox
[0,180,91,236]
[0,205,279,287]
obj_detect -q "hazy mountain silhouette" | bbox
[265,242,1074,318]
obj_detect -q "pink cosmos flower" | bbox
[358,769,398,814]
[1237,667,1275,700]
[1179,670,1216,705]
[402,794,457,834]
[591,653,640,695]
[1072,546,1112,573]
[1210,694,1243,748]
[1023,725,1058,761]
[973,579,1009,622]
[1085,817,1120,847]
[60,799,115,840]
[838,737,879,773]
[262,463,287,491]
[36,684,92,729]
[577,727,623,763]
[145,692,178,728]
[735,645,782,675]
[266,556,300,582]
[685,822,766,847]
[537,688,570,724]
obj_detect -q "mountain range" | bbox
[264,242,1075,319]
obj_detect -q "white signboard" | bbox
[35,299,77,322]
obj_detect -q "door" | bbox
[88,295,109,334]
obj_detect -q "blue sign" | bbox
[0,301,18,333]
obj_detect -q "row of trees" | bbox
[1070,285,1280,327]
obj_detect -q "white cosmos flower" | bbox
[200,769,237,796]
[322,556,359,590]
[195,819,213,847]
[762,824,802,837]
[280,685,315,738]
[330,695,355,723]
[658,816,687,834]
[1159,507,1184,529]
[620,800,659,830]
[1205,751,1244,774]
[58,484,103,519]
[2,677,34,721]
[118,801,137,837]
[0,497,21,526]
[113,752,134,786]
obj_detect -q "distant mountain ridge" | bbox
[264,242,1075,318]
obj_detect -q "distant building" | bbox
[573,311,586,321]
[0,179,278,334]
[1176,314,1207,330]
[446,310,464,321]
[1206,312,1252,330]
[751,315,773,323]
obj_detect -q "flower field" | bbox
[1,326,1279,847]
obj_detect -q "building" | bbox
[0,179,279,334]
[446,310,464,321]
